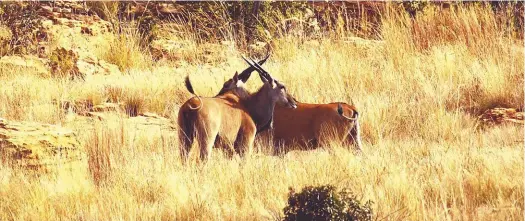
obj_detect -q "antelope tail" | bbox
[185,76,196,95]
[337,103,358,121]
[184,76,203,111]
[188,96,202,110]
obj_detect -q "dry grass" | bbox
[101,26,154,72]
[0,3,523,220]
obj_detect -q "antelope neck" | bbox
[243,87,275,132]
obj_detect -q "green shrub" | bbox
[49,48,83,80]
[283,185,373,221]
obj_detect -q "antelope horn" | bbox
[241,55,269,81]
[249,57,273,82]
[238,52,270,83]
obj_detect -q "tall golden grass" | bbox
[0,3,523,220]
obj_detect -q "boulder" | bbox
[64,112,175,137]
[0,118,86,173]
[62,100,124,117]
[0,55,50,76]
[130,112,175,131]
[77,56,121,76]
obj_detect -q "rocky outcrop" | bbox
[64,111,175,135]
[130,112,175,131]
[150,38,230,64]
[0,49,120,78]
[76,55,122,76]
[0,118,86,173]
[0,55,50,76]
[1,2,112,56]
[478,108,524,125]
[1,2,120,78]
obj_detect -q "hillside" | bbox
[0,2,523,220]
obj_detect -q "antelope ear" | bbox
[233,71,245,87]
[233,71,239,82]
[269,79,277,88]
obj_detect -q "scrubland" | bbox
[0,3,523,220]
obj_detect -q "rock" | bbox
[40,5,53,15]
[67,101,123,116]
[478,108,524,125]
[0,118,86,173]
[77,58,121,76]
[150,39,195,61]
[130,112,175,131]
[0,56,50,76]
[62,8,72,14]
[0,48,119,78]
[2,2,113,57]
[98,60,121,75]
[5,2,113,59]
[64,112,175,136]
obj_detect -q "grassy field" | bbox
[0,3,523,220]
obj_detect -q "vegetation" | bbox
[283,185,373,221]
[49,48,83,80]
[0,2,523,220]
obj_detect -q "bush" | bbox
[102,29,152,71]
[123,92,145,117]
[0,23,12,56]
[49,48,83,80]
[283,185,373,221]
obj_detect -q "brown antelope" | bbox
[270,102,362,152]
[177,57,296,162]
[213,63,363,153]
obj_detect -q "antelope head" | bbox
[242,56,297,109]
[216,52,271,96]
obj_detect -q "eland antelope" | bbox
[177,56,296,162]
[213,62,363,153]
